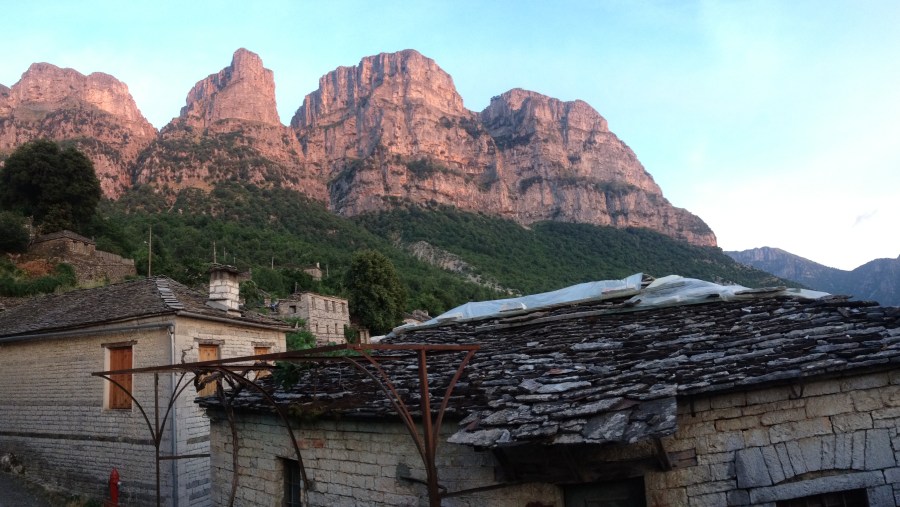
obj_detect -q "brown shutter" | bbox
[254,346,271,378]
[198,345,220,396]
[109,347,133,410]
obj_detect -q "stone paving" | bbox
[0,472,55,507]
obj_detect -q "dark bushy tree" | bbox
[0,139,101,233]
[0,211,30,253]
[344,250,406,335]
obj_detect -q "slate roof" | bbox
[208,286,900,449]
[0,276,287,340]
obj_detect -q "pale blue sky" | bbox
[4,1,899,271]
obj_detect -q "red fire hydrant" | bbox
[107,468,120,507]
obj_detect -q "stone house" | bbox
[274,292,350,345]
[23,229,136,284]
[0,266,288,506]
[202,276,900,506]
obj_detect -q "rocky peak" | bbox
[0,62,157,199]
[3,63,155,135]
[180,48,280,128]
[293,49,465,129]
[482,88,609,137]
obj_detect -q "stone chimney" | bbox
[206,264,246,315]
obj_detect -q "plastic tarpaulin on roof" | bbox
[395,273,832,333]
[626,275,830,307]
[407,273,645,328]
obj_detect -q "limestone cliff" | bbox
[0,63,157,197]
[292,50,502,216]
[135,49,324,198]
[481,89,716,246]
[2,49,717,247]
[292,50,715,246]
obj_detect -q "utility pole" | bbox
[148,225,152,277]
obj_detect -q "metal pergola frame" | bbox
[92,343,478,507]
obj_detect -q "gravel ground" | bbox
[0,472,56,507]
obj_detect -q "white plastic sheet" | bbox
[404,273,644,329]
[626,275,830,307]
[394,273,831,333]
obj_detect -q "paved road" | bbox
[0,472,55,507]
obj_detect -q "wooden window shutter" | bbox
[108,346,133,410]
[198,344,220,396]
[254,346,272,378]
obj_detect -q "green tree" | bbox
[0,140,101,233]
[0,211,30,253]
[344,250,406,335]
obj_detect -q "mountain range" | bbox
[727,247,900,306]
[0,48,715,247]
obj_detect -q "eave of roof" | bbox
[0,276,287,340]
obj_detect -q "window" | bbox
[283,458,303,506]
[198,344,220,396]
[107,346,133,410]
[290,305,297,314]
[254,346,272,379]
[776,489,868,507]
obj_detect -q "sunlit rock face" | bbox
[0,63,157,198]
[1,48,715,246]
[293,50,715,246]
[135,49,324,199]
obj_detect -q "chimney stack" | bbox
[206,264,247,315]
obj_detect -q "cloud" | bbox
[854,210,878,227]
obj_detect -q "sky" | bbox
[3,0,898,271]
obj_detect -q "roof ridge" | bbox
[154,277,185,310]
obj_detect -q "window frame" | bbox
[282,458,303,506]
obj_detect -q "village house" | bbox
[274,291,350,345]
[200,275,900,507]
[23,229,137,284]
[0,265,288,506]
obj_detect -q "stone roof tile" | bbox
[214,293,900,449]
[0,276,285,339]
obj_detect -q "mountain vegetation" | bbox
[74,183,789,316]
[0,140,101,233]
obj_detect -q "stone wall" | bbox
[0,315,286,507]
[0,317,174,505]
[167,316,285,507]
[645,371,900,506]
[207,369,900,506]
[276,292,350,345]
[24,233,136,284]
[208,414,561,506]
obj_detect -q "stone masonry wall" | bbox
[208,414,562,506]
[208,370,900,507]
[277,293,349,345]
[0,318,175,505]
[171,317,285,507]
[645,371,900,507]
[0,315,285,507]
[24,235,137,284]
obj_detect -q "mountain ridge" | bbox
[727,246,900,306]
[1,48,715,246]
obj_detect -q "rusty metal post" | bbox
[417,349,441,507]
[154,373,161,507]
